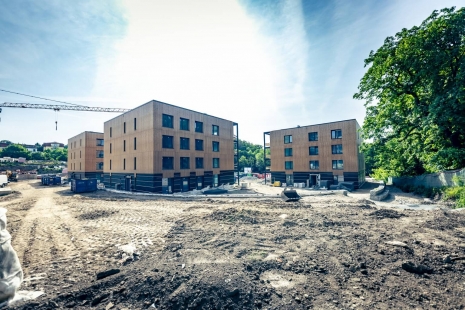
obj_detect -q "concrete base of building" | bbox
[270,171,362,189]
[68,172,104,182]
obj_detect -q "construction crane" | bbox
[0,102,130,130]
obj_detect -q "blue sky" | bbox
[0,0,462,145]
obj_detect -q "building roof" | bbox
[21,144,36,148]
[0,143,9,147]
[42,142,65,147]
[265,119,359,134]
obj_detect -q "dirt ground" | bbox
[2,180,465,309]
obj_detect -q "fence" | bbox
[390,168,465,188]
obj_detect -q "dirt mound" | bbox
[77,209,118,220]
[209,208,261,224]
[369,209,405,219]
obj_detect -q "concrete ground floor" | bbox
[102,170,235,193]
[269,171,365,189]
[68,171,104,182]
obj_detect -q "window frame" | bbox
[284,135,292,144]
[284,148,293,157]
[332,159,344,170]
[162,114,174,128]
[162,156,174,170]
[308,132,318,141]
[180,137,190,150]
[331,144,343,154]
[212,141,220,152]
[134,118,137,130]
[123,140,126,152]
[195,157,204,169]
[195,139,204,151]
[180,118,190,131]
[134,137,137,150]
[309,146,319,155]
[123,122,126,134]
[96,150,104,158]
[96,162,104,170]
[134,157,137,170]
[212,125,219,136]
[162,135,174,149]
[180,157,190,169]
[195,121,203,133]
[285,161,293,170]
[213,158,220,168]
[331,129,342,139]
[96,139,104,146]
[309,160,319,170]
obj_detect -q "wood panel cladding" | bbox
[104,100,235,178]
[269,119,362,176]
[68,131,104,173]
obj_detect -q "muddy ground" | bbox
[1,180,465,309]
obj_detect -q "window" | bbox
[308,132,318,141]
[331,129,342,139]
[332,144,343,154]
[180,137,190,150]
[134,118,137,130]
[285,161,293,169]
[195,157,204,169]
[123,140,126,151]
[110,143,112,154]
[110,160,112,170]
[212,125,219,136]
[97,139,104,146]
[80,139,82,146]
[96,162,104,170]
[96,150,104,158]
[180,157,190,169]
[110,127,112,137]
[134,137,137,150]
[284,148,293,157]
[213,158,220,168]
[212,141,220,152]
[309,146,319,155]
[332,160,344,169]
[180,118,189,131]
[134,157,137,170]
[162,114,174,128]
[162,135,174,149]
[195,121,203,133]
[124,122,126,134]
[80,150,81,158]
[79,162,81,170]
[74,141,76,148]
[162,157,174,170]
[310,160,319,170]
[195,139,204,151]
[123,158,126,170]
[284,135,292,144]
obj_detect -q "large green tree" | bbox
[355,7,465,176]
[0,144,31,159]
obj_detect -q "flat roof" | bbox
[104,99,236,124]
[265,119,359,134]
[68,131,103,140]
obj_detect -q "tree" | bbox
[354,7,465,176]
[31,152,45,160]
[237,139,264,172]
[0,144,31,159]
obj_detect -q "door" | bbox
[197,176,203,190]
[182,177,189,192]
[286,174,293,186]
[309,174,320,187]
[213,174,219,187]
[124,176,131,191]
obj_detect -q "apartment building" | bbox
[43,142,65,150]
[264,119,365,188]
[67,132,104,180]
[103,100,238,193]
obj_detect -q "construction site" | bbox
[0,176,464,309]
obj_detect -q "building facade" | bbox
[43,142,65,150]
[67,132,104,180]
[264,119,365,188]
[103,100,238,193]
[22,144,38,152]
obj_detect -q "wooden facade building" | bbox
[103,100,238,192]
[264,119,365,188]
[67,131,104,180]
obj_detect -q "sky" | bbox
[0,0,463,145]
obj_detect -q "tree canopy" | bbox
[237,139,267,173]
[0,144,30,159]
[355,7,465,176]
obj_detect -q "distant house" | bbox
[42,142,65,150]
[0,142,10,152]
[22,144,38,152]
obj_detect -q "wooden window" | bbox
[308,132,318,141]
[180,137,190,150]
[212,125,219,136]
[162,135,174,149]
[195,157,204,169]
[212,141,220,152]
[162,114,174,128]
[309,146,318,155]
[180,118,189,131]
[180,157,190,169]
[284,148,292,156]
[331,129,342,139]
[213,158,220,168]
[162,157,174,169]
[195,139,204,151]
[285,161,293,169]
[195,121,203,133]
[332,160,343,169]
[284,135,292,144]
[331,144,343,154]
[310,160,319,170]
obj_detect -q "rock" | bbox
[96,269,120,280]
[65,301,76,308]
[385,241,409,248]
[443,255,452,264]
[401,261,433,274]
[361,269,368,275]
[91,293,110,306]
[359,262,367,269]
[106,302,115,310]
[48,301,59,308]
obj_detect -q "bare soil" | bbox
[2,180,465,309]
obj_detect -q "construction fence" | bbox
[389,168,465,188]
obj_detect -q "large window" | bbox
[162,114,174,128]
[195,121,203,133]
[162,135,174,149]
[180,118,190,131]
[310,160,319,170]
[284,148,293,157]
[285,161,293,169]
[96,139,104,146]
[332,144,343,154]
[309,146,319,155]
[195,139,204,151]
[308,132,318,141]
[332,160,344,169]
[284,135,292,144]
[212,141,220,152]
[212,125,219,136]
[96,150,104,158]
[180,137,190,150]
[180,157,190,169]
[213,158,220,168]
[331,129,342,139]
[96,162,104,170]
[195,157,204,169]
[163,157,174,169]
